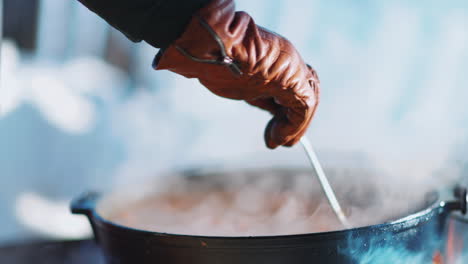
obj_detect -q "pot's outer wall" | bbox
[445,213,468,263]
[72,192,454,264]
[92,213,447,264]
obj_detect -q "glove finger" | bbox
[265,106,312,149]
[246,98,281,115]
[266,72,320,148]
[282,113,313,147]
[247,98,285,149]
[264,115,278,149]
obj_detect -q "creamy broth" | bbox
[98,169,427,236]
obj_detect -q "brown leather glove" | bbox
[153,0,320,149]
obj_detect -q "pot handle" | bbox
[445,186,467,214]
[71,191,100,216]
[454,186,467,214]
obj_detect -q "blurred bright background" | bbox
[0,0,467,243]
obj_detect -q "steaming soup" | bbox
[98,169,429,236]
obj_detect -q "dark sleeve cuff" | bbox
[78,0,212,49]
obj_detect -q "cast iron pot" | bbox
[71,169,467,264]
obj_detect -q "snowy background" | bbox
[0,0,467,242]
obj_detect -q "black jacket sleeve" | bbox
[78,0,212,49]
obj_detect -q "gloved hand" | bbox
[153,0,320,149]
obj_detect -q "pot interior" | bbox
[96,168,436,237]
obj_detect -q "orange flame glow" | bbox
[432,251,443,264]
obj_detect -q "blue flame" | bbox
[340,220,443,264]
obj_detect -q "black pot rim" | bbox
[74,190,448,242]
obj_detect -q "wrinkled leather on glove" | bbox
[153,0,320,149]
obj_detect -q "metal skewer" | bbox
[300,137,352,229]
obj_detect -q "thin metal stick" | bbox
[300,137,351,229]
